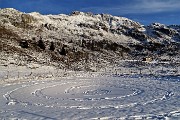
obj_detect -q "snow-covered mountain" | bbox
[0,8,180,71]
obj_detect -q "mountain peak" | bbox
[0,8,22,14]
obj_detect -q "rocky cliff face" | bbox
[0,8,179,71]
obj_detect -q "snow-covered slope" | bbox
[0,8,180,70]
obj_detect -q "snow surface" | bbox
[0,66,180,120]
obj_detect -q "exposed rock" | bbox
[78,23,100,30]
[155,27,175,36]
[71,11,82,16]
[19,40,29,48]
[21,14,34,24]
[128,29,147,41]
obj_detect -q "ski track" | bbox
[0,75,180,120]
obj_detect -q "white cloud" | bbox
[81,0,180,14]
[133,0,180,13]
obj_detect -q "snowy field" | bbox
[0,64,180,120]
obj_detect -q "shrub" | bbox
[49,41,55,51]
[37,39,45,50]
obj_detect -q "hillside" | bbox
[0,8,180,71]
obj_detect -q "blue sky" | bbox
[0,0,180,25]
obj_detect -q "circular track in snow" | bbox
[0,76,180,119]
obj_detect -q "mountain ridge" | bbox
[0,8,179,71]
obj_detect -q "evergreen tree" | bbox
[59,46,66,55]
[49,41,55,51]
[37,39,45,50]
